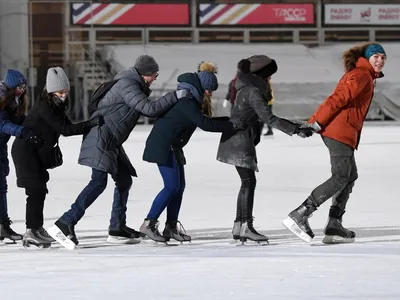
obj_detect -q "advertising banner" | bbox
[199,3,314,25]
[72,3,190,25]
[325,4,400,25]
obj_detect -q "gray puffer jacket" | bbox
[78,67,178,176]
[216,71,297,171]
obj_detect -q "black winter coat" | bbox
[217,71,298,171]
[11,94,93,190]
[143,74,236,166]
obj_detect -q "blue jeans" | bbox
[61,163,133,230]
[0,174,8,223]
[147,150,185,221]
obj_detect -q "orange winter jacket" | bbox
[308,57,380,149]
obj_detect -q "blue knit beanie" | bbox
[4,69,27,89]
[364,44,386,59]
[198,71,218,92]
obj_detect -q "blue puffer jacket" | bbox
[0,83,25,175]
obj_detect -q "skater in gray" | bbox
[216,56,314,244]
[49,55,187,249]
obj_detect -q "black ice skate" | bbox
[47,219,79,250]
[322,216,355,244]
[232,221,241,240]
[0,218,23,242]
[37,227,55,243]
[238,221,269,246]
[163,220,191,243]
[283,199,317,243]
[140,219,167,243]
[23,229,51,248]
[108,226,141,245]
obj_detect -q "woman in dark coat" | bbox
[216,56,313,244]
[0,69,42,242]
[140,70,244,243]
[11,67,104,248]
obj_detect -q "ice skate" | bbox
[283,199,317,243]
[232,221,241,241]
[322,217,355,244]
[23,229,51,249]
[48,219,78,250]
[140,219,167,243]
[162,220,191,244]
[37,227,55,243]
[107,226,141,245]
[0,219,23,242]
[238,221,269,246]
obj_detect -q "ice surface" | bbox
[1,124,400,299]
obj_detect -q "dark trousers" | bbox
[0,174,8,223]
[61,162,132,230]
[308,136,358,218]
[25,188,47,229]
[235,166,257,222]
[147,151,186,221]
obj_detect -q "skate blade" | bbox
[47,225,76,250]
[107,236,141,245]
[282,217,312,243]
[322,235,355,245]
[22,240,51,249]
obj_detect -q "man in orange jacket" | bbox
[283,43,387,244]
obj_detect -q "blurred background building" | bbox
[1,0,399,122]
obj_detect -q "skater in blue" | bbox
[140,70,245,243]
[0,69,42,242]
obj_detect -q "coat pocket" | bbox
[346,115,362,131]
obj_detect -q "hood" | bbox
[235,71,268,93]
[343,43,384,78]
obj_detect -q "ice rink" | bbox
[1,124,400,300]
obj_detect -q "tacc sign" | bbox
[325,4,400,25]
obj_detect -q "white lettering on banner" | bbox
[325,4,400,24]
[273,8,307,21]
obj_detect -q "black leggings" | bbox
[235,167,256,222]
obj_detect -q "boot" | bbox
[232,221,241,240]
[108,226,141,244]
[47,219,79,250]
[0,218,23,241]
[163,220,191,242]
[23,229,51,248]
[239,220,268,243]
[283,198,317,243]
[37,227,56,243]
[323,207,355,244]
[140,219,166,242]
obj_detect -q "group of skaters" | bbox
[0,42,386,249]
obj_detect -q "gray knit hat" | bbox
[46,67,70,93]
[134,55,159,76]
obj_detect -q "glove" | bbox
[230,118,246,130]
[175,90,188,100]
[294,124,314,138]
[21,128,44,147]
[88,115,104,127]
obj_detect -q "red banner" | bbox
[199,3,314,25]
[72,3,190,25]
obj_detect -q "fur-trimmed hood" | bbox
[342,42,384,78]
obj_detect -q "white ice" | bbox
[1,124,400,300]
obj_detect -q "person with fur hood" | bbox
[283,43,387,245]
[216,55,314,244]
[140,69,245,243]
[0,70,43,242]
